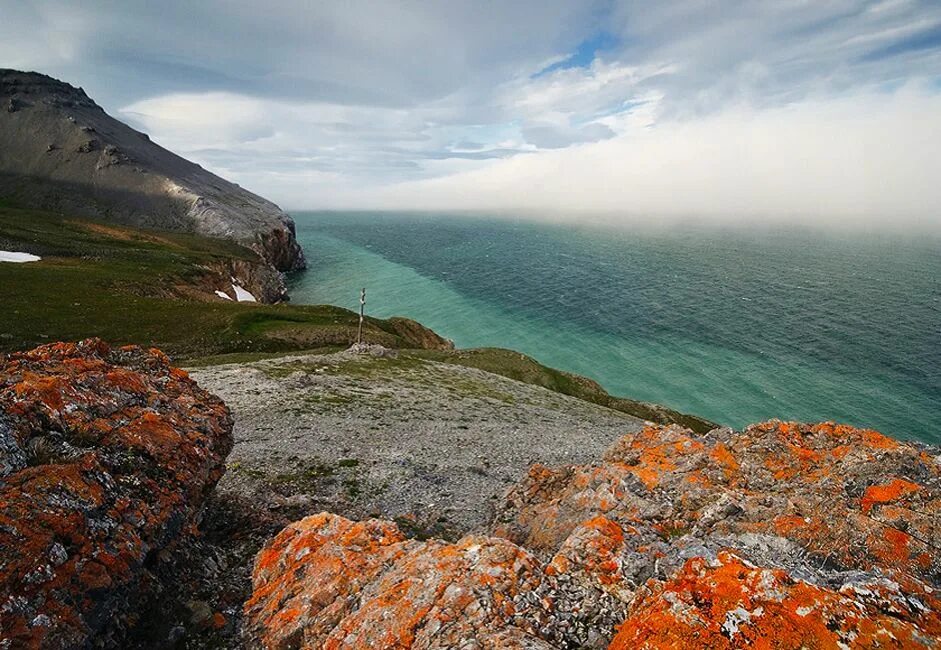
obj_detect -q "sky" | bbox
[2,0,941,227]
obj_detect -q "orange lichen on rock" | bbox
[860,478,921,512]
[0,338,233,647]
[606,424,705,490]
[245,418,940,648]
[610,552,941,650]
[244,513,553,650]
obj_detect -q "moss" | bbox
[337,459,360,468]
[271,461,337,490]
[392,514,461,542]
[343,477,362,499]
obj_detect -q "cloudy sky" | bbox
[3,1,941,226]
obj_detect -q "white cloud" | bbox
[355,86,941,229]
[8,1,941,223]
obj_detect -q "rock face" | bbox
[245,421,941,649]
[0,69,305,294]
[0,339,233,647]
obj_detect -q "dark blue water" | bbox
[288,211,941,444]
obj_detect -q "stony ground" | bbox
[179,347,643,647]
[190,347,643,535]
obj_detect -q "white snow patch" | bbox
[232,284,256,302]
[214,290,232,300]
[0,250,41,263]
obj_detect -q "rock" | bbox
[345,342,398,357]
[243,513,554,649]
[76,138,98,153]
[0,69,306,293]
[0,339,233,647]
[609,551,941,649]
[495,422,940,582]
[245,421,941,648]
[185,600,214,627]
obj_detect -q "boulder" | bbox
[243,513,553,650]
[0,339,233,647]
[245,421,941,649]
[609,551,941,649]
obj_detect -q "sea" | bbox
[287,211,941,445]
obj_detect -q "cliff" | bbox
[245,421,941,649]
[0,69,305,299]
[0,339,233,647]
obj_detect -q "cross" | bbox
[357,287,366,345]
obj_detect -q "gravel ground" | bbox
[168,347,642,648]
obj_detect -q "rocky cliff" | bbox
[0,69,305,297]
[245,421,941,649]
[0,339,233,647]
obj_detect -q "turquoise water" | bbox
[287,212,941,444]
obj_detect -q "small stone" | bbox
[186,600,213,627]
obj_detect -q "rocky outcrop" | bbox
[0,339,233,647]
[0,69,305,299]
[245,421,941,649]
[243,513,554,650]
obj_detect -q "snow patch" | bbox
[0,250,41,263]
[232,283,256,302]
[214,290,232,300]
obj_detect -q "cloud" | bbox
[521,122,615,149]
[5,1,941,223]
[354,86,941,229]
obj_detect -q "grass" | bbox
[409,348,718,433]
[0,207,444,359]
[0,205,717,431]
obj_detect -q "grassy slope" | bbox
[0,205,717,431]
[0,207,441,358]
[410,348,718,434]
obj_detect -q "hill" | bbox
[0,69,304,300]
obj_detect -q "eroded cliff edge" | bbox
[0,69,305,300]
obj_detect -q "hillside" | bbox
[0,69,304,299]
[0,206,451,355]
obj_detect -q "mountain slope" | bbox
[0,69,305,282]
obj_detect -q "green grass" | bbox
[0,207,444,360]
[409,348,718,433]
[0,206,716,431]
